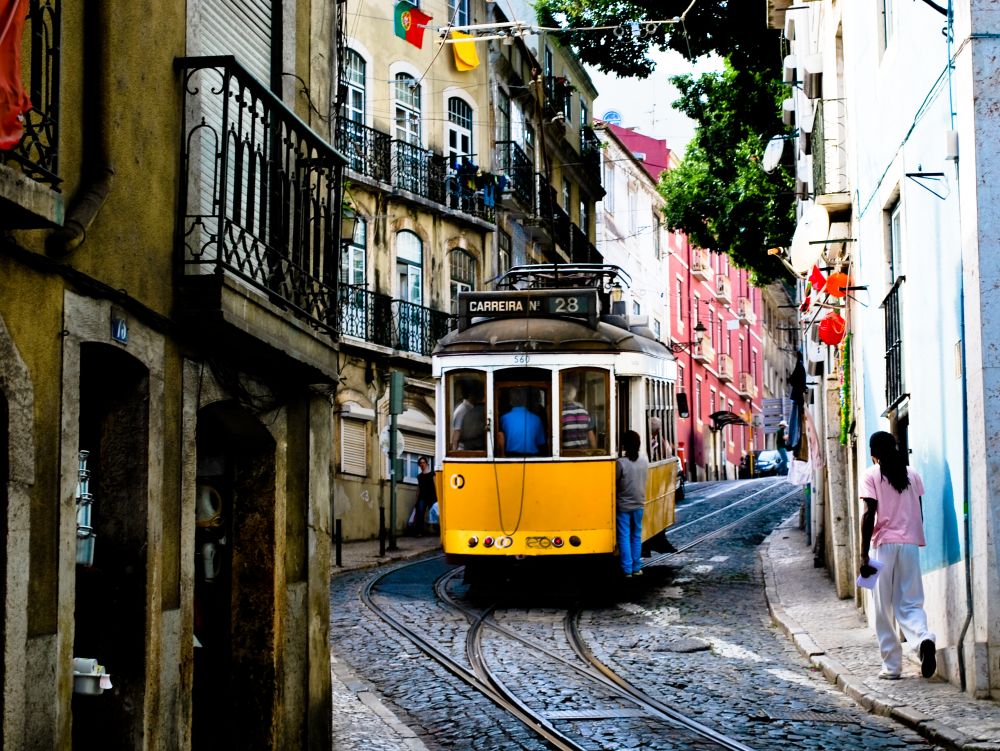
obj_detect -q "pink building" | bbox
[667,231,764,481]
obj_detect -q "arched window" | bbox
[394,73,421,144]
[449,249,477,314]
[396,231,423,305]
[447,96,473,161]
[343,49,366,123]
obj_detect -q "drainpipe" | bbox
[46,2,114,257]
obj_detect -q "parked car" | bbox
[754,449,787,477]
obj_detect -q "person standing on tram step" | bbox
[498,388,545,457]
[616,430,649,578]
[561,381,597,450]
[408,456,437,537]
[859,430,937,680]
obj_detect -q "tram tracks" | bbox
[359,485,802,750]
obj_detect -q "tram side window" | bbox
[447,371,487,456]
[495,367,551,458]
[559,368,609,456]
[646,377,672,463]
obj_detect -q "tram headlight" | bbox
[483,536,495,548]
[569,536,581,547]
[468,536,479,548]
[552,537,564,548]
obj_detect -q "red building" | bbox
[667,231,764,481]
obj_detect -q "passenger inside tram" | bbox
[497,387,547,457]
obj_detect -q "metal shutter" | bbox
[196,0,273,83]
[403,432,435,460]
[341,419,368,476]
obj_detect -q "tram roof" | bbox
[433,316,674,358]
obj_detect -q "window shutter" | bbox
[403,432,435,460]
[341,419,368,475]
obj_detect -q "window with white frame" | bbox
[450,249,477,314]
[394,73,421,144]
[448,0,469,26]
[604,159,615,213]
[340,216,366,286]
[343,49,366,123]
[396,230,423,304]
[498,229,511,280]
[447,96,473,161]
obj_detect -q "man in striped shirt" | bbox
[561,382,597,450]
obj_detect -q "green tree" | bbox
[535,0,795,282]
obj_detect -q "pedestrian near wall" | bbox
[408,456,437,537]
[616,430,648,578]
[859,430,937,680]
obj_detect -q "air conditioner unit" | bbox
[803,54,823,99]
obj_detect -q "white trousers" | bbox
[871,542,935,674]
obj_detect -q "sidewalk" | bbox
[761,516,1000,751]
[330,534,442,750]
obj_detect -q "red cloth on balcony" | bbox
[0,0,31,150]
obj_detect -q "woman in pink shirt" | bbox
[859,431,936,680]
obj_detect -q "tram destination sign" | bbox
[457,289,599,331]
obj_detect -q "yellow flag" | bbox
[451,30,479,72]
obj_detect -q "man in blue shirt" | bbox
[498,388,546,457]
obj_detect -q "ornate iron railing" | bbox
[393,140,445,203]
[542,76,571,117]
[393,299,453,356]
[337,119,391,183]
[1,0,61,189]
[882,276,905,410]
[444,170,495,223]
[337,284,393,347]
[580,126,601,179]
[495,140,534,208]
[175,56,343,336]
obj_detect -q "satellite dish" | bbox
[762,136,787,173]
[789,204,830,274]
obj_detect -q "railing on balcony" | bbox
[338,284,394,347]
[692,339,715,364]
[714,274,732,303]
[717,353,734,382]
[495,140,534,208]
[336,118,391,184]
[737,296,756,325]
[176,56,343,336]
[738,372,756,399]
[580,126,601,180]
[882,276,905,410]
[542,76,572,118]
[691,247,712,280]
[394,299,453,356]
[445,165,495,224]
[1,0,61,189]
[393,140,446,203]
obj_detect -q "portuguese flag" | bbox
[394,1,433,48]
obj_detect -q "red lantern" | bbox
[818,311,847,345]
[825,272,850,298]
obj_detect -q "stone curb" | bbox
[758,535,975,751]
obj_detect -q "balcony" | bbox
[0,0,62,228]
[717,353,734,382]
[337,119,391,184]
[338,284,453,357]
[738,372,757,400]
[714,274,732,304]
[691,339,715,364]
[445,163,495,224]
[691,247,712,282]
[737,296,756,325]
[393,140,446,203]
[580,126,601,182]
[495,140,534,210]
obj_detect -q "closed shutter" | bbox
[403,432,435,460]
[341,419,368,476]
[196,0,273,83]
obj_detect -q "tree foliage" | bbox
[535,0,796,282]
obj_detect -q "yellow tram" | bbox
[432,265,682,574]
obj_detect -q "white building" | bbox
[768,0,1000,695]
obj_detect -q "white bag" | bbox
[787,459,812,486]
[427,502,439,524]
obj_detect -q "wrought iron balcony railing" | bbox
[882,276,905,410]
[541,76,572,118]
[337,118,391,184]
[393,140,445,203]
[495,140,534,208]
[176,56,343,336]
[580,126,601,178]
[1,0,61,189]
[339,284,453,356]
[445,168,496,223]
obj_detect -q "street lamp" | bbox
[667,319,707,353]
[340,204,358,246]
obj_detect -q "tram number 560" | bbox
[513,354,530,365]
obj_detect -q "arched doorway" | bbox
[192,400,277,748]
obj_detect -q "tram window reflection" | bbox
[447,371,487,456]
[494,367,550,458]
[560,368,609,456]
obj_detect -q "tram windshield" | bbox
[495,368,551,458]
[559,368,609,456]
[446,370,487,456]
